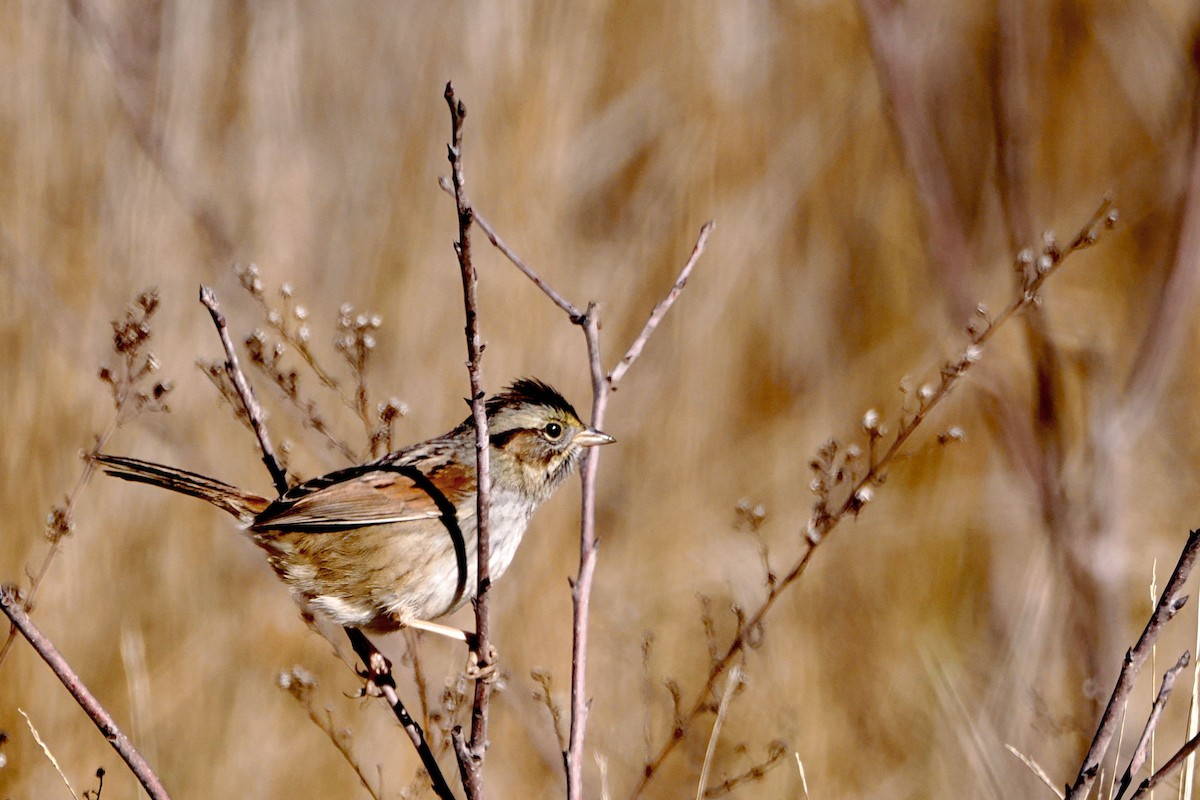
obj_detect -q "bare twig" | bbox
[443,81,491,800]
[438,176,582,320]
[567,225,712,800]
[609,222,713,388]
[199,285,453,796]
[449,186,714,798]
[1,585,171,800]
[1066,529,1200,799]
[0,290,171,671]
[1115,651,1191,799]
[701,740,788,798]
[1130,731,1200,798]
[344,628,457,800]
[198,286,289,495]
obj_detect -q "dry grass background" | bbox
[5,2,1200,798]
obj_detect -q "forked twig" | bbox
[1066,529,1200,799]
[436,82,715,798]
[1,586,171,800]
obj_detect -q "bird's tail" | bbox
[93,454,272,523]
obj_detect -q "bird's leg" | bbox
[406,619,499,682]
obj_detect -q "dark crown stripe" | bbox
[486,378,579,419]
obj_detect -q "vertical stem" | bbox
[445,81,491,798]
[567,306,609,799]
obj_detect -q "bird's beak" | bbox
[575,428,616,447]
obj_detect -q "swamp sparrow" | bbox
[95,379,613,643]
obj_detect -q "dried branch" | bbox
[199,285,454,796]
[438,176,582,320]
[630,200,1116,799]
[701,740,788,798]
[278,667,383,800]
[1114,651,1191,799]
[198,285,289,495]
[566,225,712,800]
[1,585,171,800]
[1130,731,1200,798]
[609,221,713,388]
[0,290,172,671]
[447,184,713,798]
[443,81,491,800]
[1065,529,1200,799]
[344,628,457,800]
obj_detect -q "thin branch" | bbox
[566,224,713,800]
[454,186,714,797]
[344,628,457,800]
[1,585,171,800]
[444,81,491,800]
[198,285,289,495]
[437,176,582,320]
[1115,651,1191,800]
[1131,731,1200,798]
[1,290,171,671]
[630,200,1116,799]
[200,285,453,795]
[1066,529,1200,799]
[567,304,606,800]
[609,221,714,388]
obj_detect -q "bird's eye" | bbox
[543,422,563,439]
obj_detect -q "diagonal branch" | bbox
[198,286,290,495]
[629,200,1116,799]
[1066,529,1200,799]
[609,222,714,388]
[1114,651,1191,799]
[1,585,171,800]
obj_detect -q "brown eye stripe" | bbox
[489,428,526,448]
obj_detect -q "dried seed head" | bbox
[862,408,881,434]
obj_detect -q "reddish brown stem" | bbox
[1,585,171,800]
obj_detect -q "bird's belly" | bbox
[256,494,536,630]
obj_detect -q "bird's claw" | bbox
[464,643,500,683]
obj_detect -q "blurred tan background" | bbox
[5,1,1200,798]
